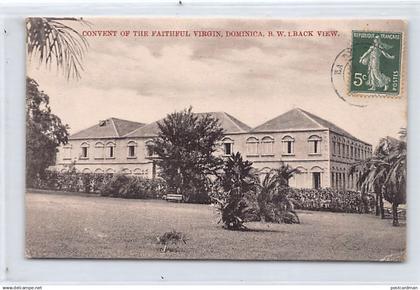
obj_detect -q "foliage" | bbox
[256,166,300,224]
[156,230,188,252]
[26,77,70,187]
[31,171,167,199]
[151,107,224,204]
[213,157,302,230]
[350,129,407,226]
[212,153,260,230]
[26,17,88,80]
[287,188,376,214]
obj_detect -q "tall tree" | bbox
[350,129,407,226]
[26,17,88,80]
[26,77,69,186]
[151,107,224,203]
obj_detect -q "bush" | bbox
[286,187,376,213]
[30,170,167,199]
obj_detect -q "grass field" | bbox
[25,191,406,261]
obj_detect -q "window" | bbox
[106,142,116,158]
[332,141,336,155]
[224,143,232,155]
[121,168,131,175]
[282,135,294,155]
[350,146,354,159]
[308,135,322,154]
[63,145,72,160]
[312,172,321,189]
[346,145,349,158]
[222,137,234,156]
[145,140,156,157]
[94,142,104,159]
[127,141,137,158]
[80,142,89,159]
[261,136,274,155]
[246,137,259,156]
[337,142,341,156]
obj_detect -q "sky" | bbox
[27,18,407,147]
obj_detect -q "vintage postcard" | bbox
[25,18,407,261]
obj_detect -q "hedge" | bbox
[31,171,375,212]
[286,187,376,214]
[31,170,167,199]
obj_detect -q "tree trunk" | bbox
[392,202,399,226]
[375,192,380,216]
[379,192,385,219]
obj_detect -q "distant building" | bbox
[55,108,372,190]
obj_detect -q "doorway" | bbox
[312,172,321,189]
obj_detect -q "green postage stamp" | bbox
[350,31,403,95]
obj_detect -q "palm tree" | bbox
[256,163,300,224]
[350,129,407,226]
[26,17,88,80]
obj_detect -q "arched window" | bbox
[127,140,137,158]
[310,166,324,189]
[145,140,156,158]
[106,168,115,174]
[133,168,142,176]
[94,168,104,174]
[261,136,274,155]
[82,168,91,174]
[121,168,132,175]
[63,144,72,160]
[222,137,234,156]
[282,135,294,155]
[308,135,322,154]
[106,141,116,158]
[94,142,104,159]
[80,142,89,159]
[246,137,259,156]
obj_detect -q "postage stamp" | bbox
[350,31,403,95]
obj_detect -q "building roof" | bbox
[69,118,145,140]
[124,112,251,138]
[252,108,369,144]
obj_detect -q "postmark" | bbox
[350,31,402,95]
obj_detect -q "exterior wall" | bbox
[328,132,373,190]
[220,130,331,188]
[55,128,372,190]
[55,137,156,178]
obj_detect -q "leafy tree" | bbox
[151,107,224,203]
[26,17,88,80]
[350,129,407,226]
[26,77,69,186]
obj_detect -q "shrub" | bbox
[212,153,261,230]
[286,187,376,213]
[255,169,300,224]
[30,170,167,199]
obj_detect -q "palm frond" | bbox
[26,17,89,80]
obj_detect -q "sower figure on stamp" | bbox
[359,35,395,91]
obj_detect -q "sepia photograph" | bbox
[25,17,407,261]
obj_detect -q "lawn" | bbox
[25,191,406,261]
